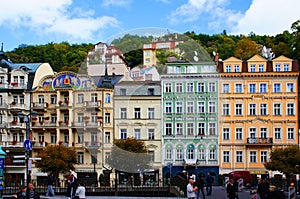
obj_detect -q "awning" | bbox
[249,170,268,174]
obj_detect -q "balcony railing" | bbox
[246,137,273,145]
[84,141,101,148]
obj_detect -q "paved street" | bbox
[7,186,252,199]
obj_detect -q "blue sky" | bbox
[0,0,299,51]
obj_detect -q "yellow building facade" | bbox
[218,55,299,176]
[30,71,114,184]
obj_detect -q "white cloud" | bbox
[101,0,131,7]
[169,0,228,25]
[0,0,119,40]
[230,0,300,35]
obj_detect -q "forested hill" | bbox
[5,20,300,72]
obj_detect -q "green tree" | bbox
[35,145,77,178]
[264,146,300,174]
[107,138,150,173]
[234,36,260,60]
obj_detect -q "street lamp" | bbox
[18,111,38,199]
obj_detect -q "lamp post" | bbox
[18,111,37,199]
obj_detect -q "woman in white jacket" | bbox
[75,182,86,199]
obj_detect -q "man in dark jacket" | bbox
[205,172,214,196]
[227,179,236,199]
[194,176,205,199]
[46,172,55,197]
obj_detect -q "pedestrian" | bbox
[257,178,269,199]
[46,172,55,197]
[205,172,214,196]
[233,180,239,199]
[75,182,86,199]
[14,185,26,199]
[27,183,40,199]
[69,173,78,199]
[187,178,197,199]
[227,179,236,199]
[195,176,205,199]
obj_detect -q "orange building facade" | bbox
[218,55,299,177]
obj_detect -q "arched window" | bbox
[186,144,195,160]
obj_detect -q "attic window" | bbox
[20,66,29,71]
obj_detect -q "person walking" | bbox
[75,182,86,199]
[195,176,205,199]
[205,172,214,196]
[27,183,40,199]
[227,179,236,199]
[187,178,197,199]
[46,172,55,197]
[257,178,269,199]
[13,186,26,199]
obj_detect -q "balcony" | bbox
[246,137,273,145]
[9,102,26,111]
[85,101,101,109]
[7,121,25,129]
[84,141,101,149]
[32,102,48,110]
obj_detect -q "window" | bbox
[284,64,289,71]
[91,132,97,144]
[223,104,230,116]
[208,123,216,135]
[249,83,256,93]
[51,95,57,104]
[51,133,57,144]
[250,64,256,72]
[134,108,141,119]
[105,132,110,143]
[250,151,257,163]
[120,108,127,119]
[223,151,230,162]
[288,128,294,139]
[260,104,267,115]
[261,151,267,163]
[275,64,281,72]
[198,82,204,92]
[78,152,84,164]
[38,95,44,104]
[187,144,195,159]
[274,103,281,115]
[19,96,24,104]
[165,102,172,113]
[199,149,205,160]
[234,65,240,72]
[198,123,205,135]
[235,84,242,93]
[187,102,194,113]
[187,82,194,92]
[235,104,243,116]
[176,102,183,113]
[78,133,83,144]
[226,65,231,72]
[236,128,243,140]
[77,94,84,104]
[223,84,229,93]
[275,128,281,139]
[148,108,155,119]
[148,129,155,140]
[147,88,154,96]
[236,151,243,162]
[187,123,194,136]
[105,113,110,123]
[176,148,183,160]
[77,113,84,123]
[165,83,172,93]
[223,128,230,140]
[258,64,264,72]
[208,102,216,113]
[120,89,126,96]
[249,104,256,115]
[260,83,267,93]
[250,128,256,138]
[165,123,172,135]
[287,103,295,116]
[208,82,216,92]
[91,93,97,102]
[274,83,281,92]
[176,123,183,135]
[105,93,111,103]
[148,151,155,162]
[260,127,267,138]
[209,149,216,160]
[134,129,141,139]
[166,148,172,160]
[176,83,183,93]
[198,101,205,113]
[120,129,127,139]
[51,114,57,124]
[287,83,294,92]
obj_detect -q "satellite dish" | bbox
[194,51,198,56]
[193,56,199,62]
[212,51,216,56]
